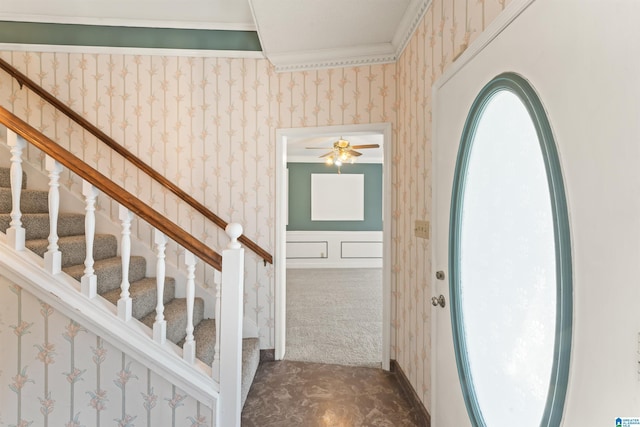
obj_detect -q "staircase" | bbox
[0,164,260,408]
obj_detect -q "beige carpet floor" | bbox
[285,268,382,367]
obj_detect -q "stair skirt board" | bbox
[0,165,259,408]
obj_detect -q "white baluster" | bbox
[44,156,62,274]
[81,181,98,298]
[117,205,133,321]
[183,250,197,364]
[153,229,167,344]
[218,223,244,427]
[211,268,222,382]
[7,130,25,251]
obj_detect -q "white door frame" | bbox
[275,122,392,371]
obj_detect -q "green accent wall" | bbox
[287,163,383,231]
[0,21,261,51]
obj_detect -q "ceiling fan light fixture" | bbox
[307,137,379,171]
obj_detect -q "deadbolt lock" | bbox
[436,271,445,280]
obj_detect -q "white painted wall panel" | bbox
[287,231,382,268]
[286,241,327,259]
[341,241,383,259]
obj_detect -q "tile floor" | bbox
[241,360,424,427]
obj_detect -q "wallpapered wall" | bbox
[0,51,396,352]
[0,277,213,427]
[393,0,510,408]
[0,0,511,412]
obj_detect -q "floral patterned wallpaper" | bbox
[0,0,512,414]
[394,0,511,409]
[0,277,213,427]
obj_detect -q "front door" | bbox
[430,2,574,425]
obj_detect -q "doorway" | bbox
[275,123,391,370]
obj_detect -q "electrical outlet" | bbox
[415,220,430,239]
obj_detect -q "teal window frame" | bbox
[449,72,572,426]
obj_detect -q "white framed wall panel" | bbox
[341,241,383,259]
[286,231,382,268]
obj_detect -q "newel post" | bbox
[217,223,244,427]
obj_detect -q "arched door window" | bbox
[449,73,572,426]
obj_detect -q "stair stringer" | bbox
[0,134,216,318]
[0,232,220,409]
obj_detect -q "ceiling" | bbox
[0,0,429,71]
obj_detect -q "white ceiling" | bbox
[0,0,429,71]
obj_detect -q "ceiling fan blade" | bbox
[350,144,380,149]
[306,147,330,149]
[348,150,363,156]
[319,152,333,158]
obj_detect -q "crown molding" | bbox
[270,43,397,73]
[392,0,431,58]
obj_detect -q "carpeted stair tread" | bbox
[0,188,49,214]
[140,297,205,344]
[0,212,85,240]
[26,234,117,268]
[177,318,260,408]
[180,318,217,366]
[101,276,176,320]
[63,256,147,294]
[0,168,26,189]
[241,337,260,407]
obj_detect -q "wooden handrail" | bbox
[0,107,222,271]
[0,58,273,265]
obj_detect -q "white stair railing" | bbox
[211,268,222,382]
[153,229,167,344]
[81,180,98,298]
[218,223,245,427]
[183,250,197,364]
[118,205,133,321]
[7,129,25,250]
[44,156,62,274]
[2,130,249,423]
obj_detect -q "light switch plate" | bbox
[415,220,430,239]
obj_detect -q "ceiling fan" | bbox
[306,138,380,167]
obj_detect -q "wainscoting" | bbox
[286,231,382,268]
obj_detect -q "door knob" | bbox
[431,295,446,308]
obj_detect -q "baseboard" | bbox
[260,349,275,361]
[390,359,431,426]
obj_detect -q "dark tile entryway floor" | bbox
[241,360,423,427]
